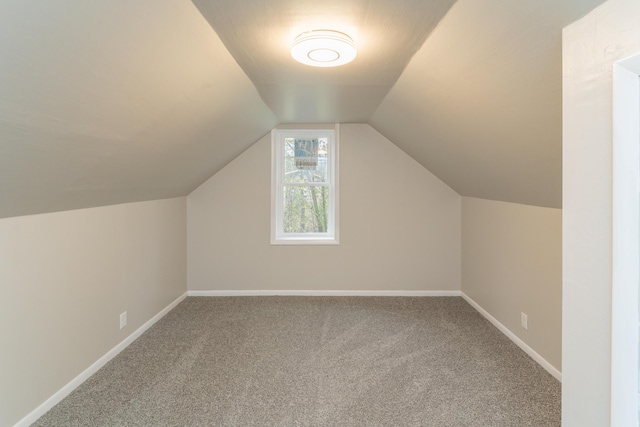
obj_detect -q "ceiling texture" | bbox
[0,0,606,219]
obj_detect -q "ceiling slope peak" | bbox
[191,0,457,123]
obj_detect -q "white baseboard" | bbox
[15,292,188,427]
[460,292,562,382]
[188,290,462,297]
[16,290,560,426]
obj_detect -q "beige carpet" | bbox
[34,297,560,426]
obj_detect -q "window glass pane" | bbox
[284,137,328,183]
[283,185,329,233]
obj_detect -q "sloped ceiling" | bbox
[0,1,276,218]
[371,0,606,208]
[0,0,605,219]
[191,0,457,123]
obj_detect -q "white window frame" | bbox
[271,125,339,245]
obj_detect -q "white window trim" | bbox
[270,124,340,245]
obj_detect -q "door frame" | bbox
[612,51,640,426]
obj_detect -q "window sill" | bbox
[271,236,339,246]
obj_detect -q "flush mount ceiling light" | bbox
[291,30,357,67]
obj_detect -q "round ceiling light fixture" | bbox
[291,30,357,67]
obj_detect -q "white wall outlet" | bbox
[521,312,528,330]
[120,311,127,330]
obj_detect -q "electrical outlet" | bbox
[521,312,528,330]
[120,311,127,330]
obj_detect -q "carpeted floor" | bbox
[33,297,560,426]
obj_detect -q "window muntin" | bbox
[271,127,339,245]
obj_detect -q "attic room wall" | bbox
[187,124,461,292]
[461,197,562,373]
[562,0,640,424]
[0,198,187,427]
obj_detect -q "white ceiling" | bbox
[191,0,457,123]
[0,1,276,218]
[0,0,605,218]
[371,0,605,208]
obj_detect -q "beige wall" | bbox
[2,121,570,424]
[461,197,562,370]
[188,123,461,292]
[0,198,187,427]
[563,0,640,424]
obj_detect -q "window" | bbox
[271,125,339,245]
